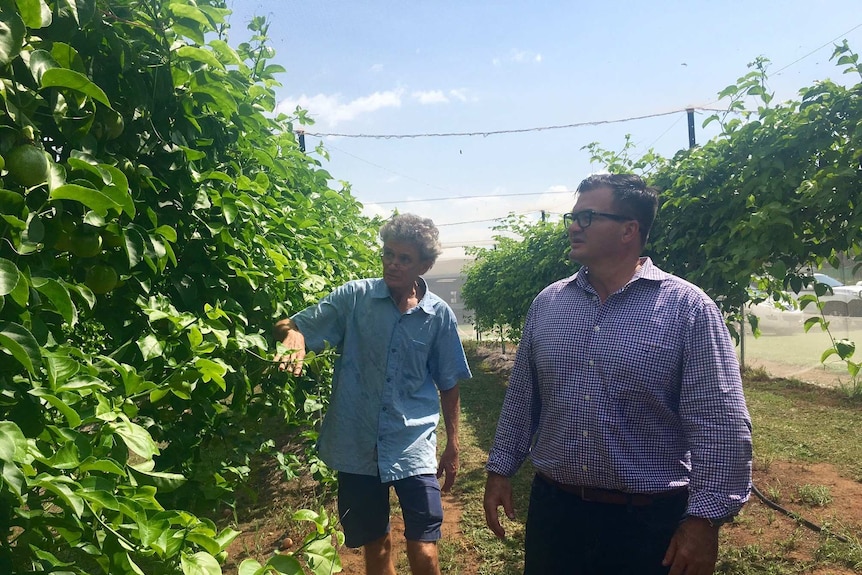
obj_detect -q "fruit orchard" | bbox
[0,1,381,574]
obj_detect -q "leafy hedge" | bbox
[0,1,379,573]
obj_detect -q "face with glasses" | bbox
[565,188,638,264]
[562,209,634,229]
[381,241,432,293]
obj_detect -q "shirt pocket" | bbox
[613,339,681,399]
[402,339,430,383]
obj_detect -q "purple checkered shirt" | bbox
[486,258,752,520]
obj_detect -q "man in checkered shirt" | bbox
[483,173,752,575]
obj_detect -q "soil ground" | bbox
[222,348,862,574]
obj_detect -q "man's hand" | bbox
[436,443,459,492]
[483,472,515,539]
[662,517,719,575]
[273,319,306,377]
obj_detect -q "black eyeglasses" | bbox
[563,209,634,229]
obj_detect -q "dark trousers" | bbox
[523,474,688,575]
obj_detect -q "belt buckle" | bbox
[579,485,591,502]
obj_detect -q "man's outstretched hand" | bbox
[273,319,306,377]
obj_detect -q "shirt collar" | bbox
[565,257,669,291]
[372,277,435,314]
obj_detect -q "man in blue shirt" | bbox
[275,213,471,575]
[483,174,752,575]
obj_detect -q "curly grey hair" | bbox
[379,213,442,265]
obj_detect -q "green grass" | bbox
[446,342,862,575]
[743,377,862,481]
[740,318,862,376]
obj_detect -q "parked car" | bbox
[800,273,862,316]
[745,298,804,335]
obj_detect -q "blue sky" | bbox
[224,1,862,259]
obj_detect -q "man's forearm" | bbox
[440,385,460,447]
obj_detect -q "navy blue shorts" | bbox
[337,472,443,548]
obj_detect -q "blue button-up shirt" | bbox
[487,258,752,520]
[292,278,471,482]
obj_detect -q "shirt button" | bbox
[582,464,588,472]
[588,359,594,366]
[584,394,590,401]
[593,325,600,332]
[583,430,588,437]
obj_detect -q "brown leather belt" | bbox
[537,473,688,507]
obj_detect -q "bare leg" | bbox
[363,533,396,575]
[406,540,440,575]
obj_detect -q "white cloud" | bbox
[370,63,384,73]
[412,90,449,104]
[493,49,543,67]
[276,89,404,127]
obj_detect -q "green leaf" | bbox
[292,509,320,522]
[0,321,42,374]
[124,226,146,268]
[180,551,221,575]
[0,258,20,296]
[31,276,77,325]
[28,389,82,428]
[9,267,28,306]
[33,475,85,516]
[268,554,305,575]
[303,537,342,574]
[168,2,214,28]
[80,489,121,512]
[213,527,241,550]
[45,440,80,469]
[109,417,159,459]
[803,316,821,333]
[184,532,221,556]
[0,189,26,213]
[238,559,265,575]
[2,460,26,498]
[0,420,27,462]
[836,339,856,360]
[208,39,243,66]
[129,463,187,492]
[79,456,125,475]
[222,199,237,224]
[0,5,25,65]
[49,184,125,216]
[56,374,111,394]
[176,46,225,70]
[195,357,226,389]
[27,49,59,84]
[190,81,237,115]
[137,334,164,361]
[40,68,111,107]
[136,516,171,548]
[14,0,51,28]
[155,225,177,242]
